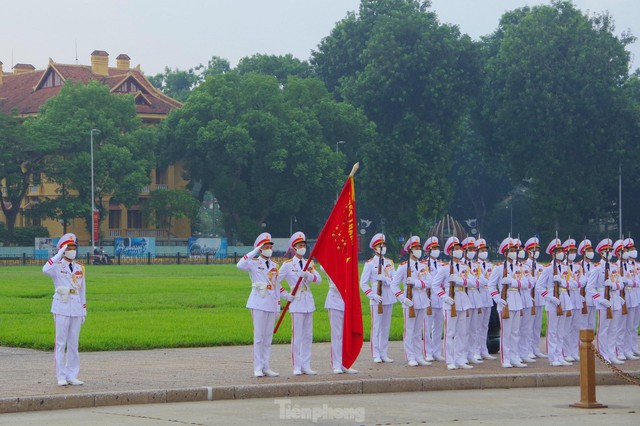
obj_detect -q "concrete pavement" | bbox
[1,340,638,414]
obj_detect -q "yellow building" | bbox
[0,50,189,244]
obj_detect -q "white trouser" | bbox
[251,309,276,372]
[467,307,482,359]
[567,309,587,358]
[499,309,522,364]
[613,310,626,357]
[586,305,597,332]
[328,308,344,370]
[530,305,545,354]
[291,312,314,371]
[546,308,567,363]
[596,309,622,361]
[631,306,640,354]
[370,304,393,359]
[53,314,82,381]
[444,309,469,365]
[518,308,534,358]
[479,306,492,357]
[424,308,443,358]
[402,308,426,362]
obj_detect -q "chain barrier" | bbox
[590,343,640,386]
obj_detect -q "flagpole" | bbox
[274,163,360,334]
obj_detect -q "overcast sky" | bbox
[1,0,638,76]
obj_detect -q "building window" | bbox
[41,70,64,88]
[115,80,141,93]
[127,210,143,228]
[155,167,168,184]
[109,210,121,229]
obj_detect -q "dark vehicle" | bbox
[487,302,501,354]
[92,248,112,265]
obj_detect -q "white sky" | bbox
[1,0,637,76]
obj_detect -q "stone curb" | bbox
[0,370,636,414]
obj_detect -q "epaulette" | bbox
[400,261,408,266]
[366,258,374,263]
[283,259,293,264]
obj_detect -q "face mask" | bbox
[377,246,387,256]
[430,249,440,259]
[603,252,613,261]
[517,250,526,260]
[534,251,540,259]
[585,251,595,260]
[65,250,77,260]
[452,249,463,259]
[568,253,577,262]
[478,251,489,260]
[629,250,638,259]
[622,251,630,260]
[507,251,517,260]
[466,251,476,260]
[412,249,422,259]
[555,252,565,261]
[261,249,273,258]
[296,247,307,257]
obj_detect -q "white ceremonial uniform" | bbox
[423,257,446,360]
[325,279,346,370]
[536,261,574,364]
[564,261,587,360]
[586,260,624,362]
[466,260,484,361]
[489,260,525,366]
[517,261,536,360]
[360,255,396,360]
[433,261,473,367]
[477,259,495,358]
[237,254,284,373]
[629,260,640,356]
[391,260,430,364]
[526,258,546,356]
[277,257,322,372]
[43,250,87,383]
[621,260,640,358]
[581,260,597,331]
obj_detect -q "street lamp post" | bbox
[290,215,297,236]
[90,129,98,251]
[336,141,346,201]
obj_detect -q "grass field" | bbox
[0,264,413,351]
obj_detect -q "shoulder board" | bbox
[400,261,408,266]
[282,259,293,264]
[366,258,374,263]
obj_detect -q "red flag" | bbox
[310,172,362,368]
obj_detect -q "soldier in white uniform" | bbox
[432,236,473,370]
[536,238,574,367]
[422,236,445,362]
[462,237,483,364]
[489,237,527,368]
[524,237,547,359]
[612,240,629,361]
[475,238,497,360]
[360,233,396,363]
[237,232,292,377]
[514,238,536,363]
[562,238,585,362]
[578,239,597,331]
[625,239,640,358]
[586,238,625,364]
[277,232,322,375]
[42,233,87,386]
[324,274,358,374]
[390,236,431,367]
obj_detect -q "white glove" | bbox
[548,297,561,306]
[401,297,414,308]
[448,274,464,285]
[552,275,562,284]
[367,293,383,304]
[567,279,578,289]
[82,316,86,325]
[598,298,612,309]
[406,276,417,285]
[617,295,626,305]
[478,276,489,286]
[55,287,70,303]
[495,298,507,309]
[285,293,295,302]
[580,295,586,303]
[247,247,260,258]
[302,271,315,282]
[442,295,455,305]
[604,279,614,287]
[375,273,386,283]
[501,277,515,286]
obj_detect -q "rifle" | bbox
[531,257,537,316]
[605,255,612,320]
[406,259,416,318]
[620,259,629,316]
[580,260,588,315]
[425,260,432,316]
[377,253,384,314]
[476,261,482,315]
[553,255,564,316]
[465,259,470,318]
[501,258,510,319]
[449,258,457,318]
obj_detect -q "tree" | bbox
[149,56,231,101]
[26,80,154,239]
[143,189,200,239]
[0,112,54,244]
[160,71,375,242]
[236,54,313,83]
[480,0,637,239]
[312,0,481,234]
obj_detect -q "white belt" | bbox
[252,282,272,298]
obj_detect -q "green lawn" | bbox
[0,264,410,351]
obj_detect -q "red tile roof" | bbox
[0,61,181,118]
